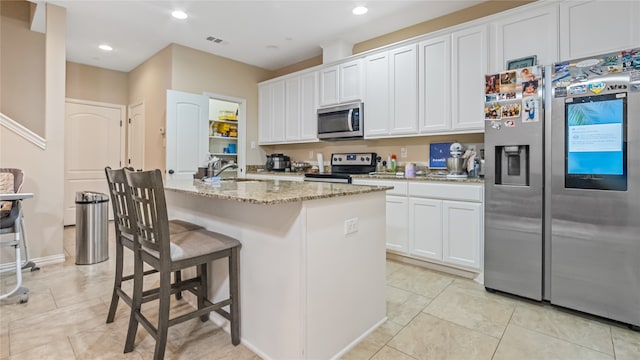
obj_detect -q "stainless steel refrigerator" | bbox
[484,49,640,329]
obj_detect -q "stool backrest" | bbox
[124,169,171,256]
[104,167,136,238]
[0,168,24,193]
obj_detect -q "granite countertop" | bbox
[165,178,392,205]
[246,170,485,184]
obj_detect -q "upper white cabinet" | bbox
[319,59,363,107]
[560,1,640,61]
[418,35,451,133]
[389,44,419,135]
[491,3,559,73]
[451,24,488,132]
[364,44,418,138]
[363,52,389,137]
[258,80,285,144]
[259,72,318,145]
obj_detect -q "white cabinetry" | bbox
[319,59,363,107]
[409,198,442,260]
[352,179,408,253]
[490,3,559,73]
[363,52,390,137]
[451,25,487,132]
[259,72,318,145]
[418,35,451,133]
[352,178,483,272]
[416,25,486,135]
[363,44,418,138]
[408,182,483,270]
[258,80,285,144]
[560,1,640,61]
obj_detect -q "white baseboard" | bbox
[0,253,65,273]
[387,252,484,284]
[330,316,388,360]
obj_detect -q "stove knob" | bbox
[360,157,365,161]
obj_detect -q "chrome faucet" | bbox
[211,163,238,177]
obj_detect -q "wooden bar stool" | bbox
[104,167,203,324]
[123,169,241,359]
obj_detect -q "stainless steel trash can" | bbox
[75,191,109,265]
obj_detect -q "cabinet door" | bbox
[409,198,442,261]
[560,1,640,60]
[442,200,481,270]
[364,52,390,137]
[285,77,301,141]
[389,44,418,135]
[386,195,409,253]
[319,65,339,107]
[271,81,286,143]
[340,59,363,103]
[451,25,487,131]
[419,35,451,133]
[299,72,318,141]
[258,84,272,144]
[491,3,559,73]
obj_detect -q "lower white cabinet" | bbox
[386,195,409,253]
[353,178,483,272]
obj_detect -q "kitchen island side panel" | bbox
[164,189,387,359]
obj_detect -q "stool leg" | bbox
[154,269,171,360]
[174,271,182,300]
[106,239,124,323]
[198,263,208,322]
[124,251,143,353]
[229,247,241,346]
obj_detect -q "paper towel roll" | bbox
[317,153,324,174]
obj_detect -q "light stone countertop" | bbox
[165,178,392,205]
[247,170,485,184]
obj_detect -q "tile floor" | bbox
[1,225,639,359]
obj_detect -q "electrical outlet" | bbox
[309,150,314,159]
[467,144,477,152]
[250,141,256,149]
[400,147,408,158]
[344,218,359,235]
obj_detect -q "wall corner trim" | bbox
[0,112,47,150]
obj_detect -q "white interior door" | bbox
[128,101,145,171]
[166,90,208,180]
[64,100,125,225]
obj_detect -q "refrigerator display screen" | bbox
[565,93,627,191]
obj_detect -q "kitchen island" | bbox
[164,178,391,360]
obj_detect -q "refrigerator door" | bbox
[484,66,545,300]
[550,58,640,327]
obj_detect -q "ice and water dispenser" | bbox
[494,145,529,186]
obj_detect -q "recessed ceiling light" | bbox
[352,6,368,15]
[98,44,113,51]
[266,45,279,50]
[172,10,188,19]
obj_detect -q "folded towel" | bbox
[462,150,477,173]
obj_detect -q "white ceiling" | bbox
[47,0,486,73]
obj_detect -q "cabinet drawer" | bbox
[353,179,407,196]
[408,182,482,202]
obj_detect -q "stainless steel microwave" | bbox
[317,101,364,140]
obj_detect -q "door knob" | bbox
[168,169,174,174]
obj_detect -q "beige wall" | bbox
[353,0,535,55]
[263,133,484,168]
[0,0,45,137]
[66,62,128,105]
[170,44,273,165]
[0,3,66,263]
[128,45,173,173]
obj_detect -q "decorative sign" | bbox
[429,142,453,169]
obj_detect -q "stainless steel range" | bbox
[304,152,377,184]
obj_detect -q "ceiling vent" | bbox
[206,36,224,44]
